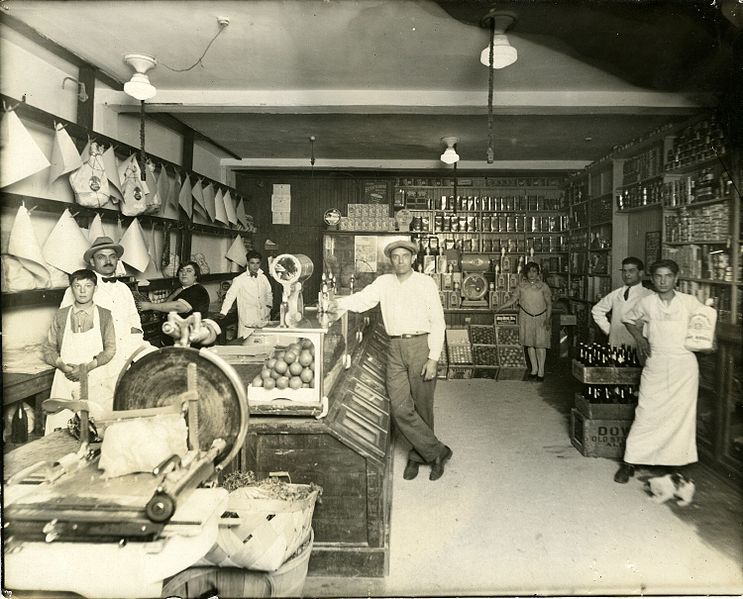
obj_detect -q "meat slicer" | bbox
[4,329,248,545]
[269,253,315,327]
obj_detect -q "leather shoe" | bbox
[614,463,635,484]
[536,375,545,382]
[429,446,453,481]
[403,460,420,480]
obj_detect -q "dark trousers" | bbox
[386,335,445,463]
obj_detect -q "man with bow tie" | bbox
[217,250,273,337]
[591,256,654,349]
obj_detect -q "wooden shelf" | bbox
[2,288,66,309]
[678,277,734,286]
[588,247,612,252]
[616,203,663,213]
[664,240,729,246]
[617,173,665,190]
[665,154,729,174]
[662,196,731,210]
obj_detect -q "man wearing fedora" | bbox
[332,239,452,481]
[54,237,145,420]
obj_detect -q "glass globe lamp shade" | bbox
[124,73,157,101]
[480,34,518,69]
[440,147,460,165]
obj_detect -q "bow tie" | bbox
[250,273,258,278]
[102,277,117,283]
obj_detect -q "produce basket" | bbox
[496,346,528,381]
[468,324,497,345]
[203,473,321,573]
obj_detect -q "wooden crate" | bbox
[571,359,642,385]
[473,366,499,379]
[574,393,636,420]
[468,324,497,345]
[497,367,528,381]
[447,366,473,379]
[472,344,499,366]
[495,325,520,346]
[446,328,472,365]
[570,408,632,458]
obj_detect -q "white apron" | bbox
[44,307,112,434]
[624,301,698,466]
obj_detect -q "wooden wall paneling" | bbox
[627,206,662,267]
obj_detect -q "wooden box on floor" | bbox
[447,366,473,379]
[571,359,642,385]
[224,318,393,578]
[570,408,632,458]
[574,393,636,420]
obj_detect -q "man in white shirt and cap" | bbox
[217,250,273,337]
[591,257,654,348]
[55,236,146,423]
[332,239,452,481]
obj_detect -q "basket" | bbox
[203,482,319,572]
[164,530,314,598]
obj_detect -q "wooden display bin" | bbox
[574,393,636,420]
[571,359,642,385]
[570,408,632,458]
[225,316,393,578]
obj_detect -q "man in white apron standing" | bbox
[54,237,146,428]
[591,256,654,349]
[614,259,705,483]
[42,269,117,433]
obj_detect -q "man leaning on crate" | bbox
[329,239,453,481]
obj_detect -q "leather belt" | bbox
[388,332,427,339]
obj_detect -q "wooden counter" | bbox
[222,312,394,577]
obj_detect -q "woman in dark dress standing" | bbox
[137,261,212,345]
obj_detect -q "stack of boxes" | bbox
[494,314,528,380]
[569,357,641,458]
[340,204,397,231]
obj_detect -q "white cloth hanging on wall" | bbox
[226,234,247,268]
[2,205,51,291]
[223,189,238,226]
[0,110,51,188]
[119,218,151,272]
[48,123,82,184]
[42,209,90,274]
[87,213,107,243]
[210,184,228,225]
[178,174,192,218]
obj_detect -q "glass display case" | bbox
[245,310,347,417]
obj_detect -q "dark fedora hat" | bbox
[384,239,418,258]
[84,236,124,263]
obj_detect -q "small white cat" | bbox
[646,473,696,506]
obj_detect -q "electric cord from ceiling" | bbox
[487,18,495,164]
[160,20,229,72]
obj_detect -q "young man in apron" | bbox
[42,269,116,433]
[614,259,706,483]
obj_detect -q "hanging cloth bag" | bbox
[120,154,150,217]
[69,141,110,208]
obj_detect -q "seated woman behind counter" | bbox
[137,261,211,345]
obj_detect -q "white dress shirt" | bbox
[220,269,273,335]
[591,283,654,348]
[337,272,445,361]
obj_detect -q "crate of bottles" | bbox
[574,392,636,421]
[572,359,642,385]
[570,409,632,458]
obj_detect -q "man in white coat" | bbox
[218,250,273,338]
[591,256,653,348]
[614,259,706,484]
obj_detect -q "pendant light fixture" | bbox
[123,54,158,101]
[479,12,518,70]
[440,137,460,165]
